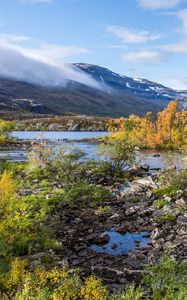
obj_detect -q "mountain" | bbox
[0,63,186,118]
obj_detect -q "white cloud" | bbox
[0,34,100,89]
[123,50,164,63]
[163,75,187,90]
[0,33,89,63]
[137,0,183,9]
[107,25,162,43]
[107,44,128,49]
[0,34,31,43]
[159,40,187,54]
[177,9,187,34]
[22,44,90,63]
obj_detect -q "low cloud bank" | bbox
[0,45,100,89]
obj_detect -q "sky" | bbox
[0,0,187,89]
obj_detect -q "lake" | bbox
[0,131,185,170]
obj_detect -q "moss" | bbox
[152,186,178,197]
[154,199,171,209]
[154,213,177,223]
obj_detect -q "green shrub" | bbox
[62,181,111,208]
[154,213,176,223]
[158,168,187,191]
[98,138,136,176]
[144,257,187,300]
[110,285,143,300]
[96,206,112,215]
[154,199,171,209]
[152,186,178,197]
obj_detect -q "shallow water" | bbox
[11,131,109,140]
[90,230,151,256]
[0,131,185,170]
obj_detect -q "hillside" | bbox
[0,63,186,118]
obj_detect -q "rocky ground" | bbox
[15,115,111,131]
[20,167,187,291]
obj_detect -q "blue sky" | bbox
[0,0,187,89]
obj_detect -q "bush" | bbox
[144,257,187,300]
[154,199,171,209]
[152,186,178,197]
[0,171,15,202]
[81,276,108,300]
[98,138,135,176]
[158,168,187,191]
[154,213,176,223]
[62,181,111,208]
[110,285,143,300]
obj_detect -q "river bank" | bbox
[15,115,112,132]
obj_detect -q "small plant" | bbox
[81,275,108,300]
[98,138,135,177]
[154,213,176,223]
[0,171,15,202]
[152,186,178,197]
[96,206,112,215]
[154,199,171,209]
[110,285,143,300]
[62,181,111,208]
[144,256,187,300]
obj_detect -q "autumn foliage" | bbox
[108,101,187,149]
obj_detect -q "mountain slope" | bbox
[0,63,186,118]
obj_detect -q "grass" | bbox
[152,186,178,197]
[154,199,171,209]
[154,213,177,223]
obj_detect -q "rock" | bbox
[123,257,143,269]
[141,164,149,172]
[153,154,160,157]
[91,266,124,279]
[183,188,187,198]
[94,233,110,246]
[163,196,172,202]
[148,245,162,261]
[110,213,120,220]
[112,243,117,250]
[177,216,187,227]
[163,205,172,211]
[151,228,167,240]
[131,177,157,190]
[115,226,127,234]
[175,199,186,207]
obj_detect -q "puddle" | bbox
[90,230,151,256]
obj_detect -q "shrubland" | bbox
[0,119,14,145]
[108,101,187,150]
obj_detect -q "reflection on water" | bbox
[90,230,151,256]
[11,131,109,140]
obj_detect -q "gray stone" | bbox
[177,216,187,226]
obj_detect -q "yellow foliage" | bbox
[109,101,187,149]
[5,258,27,290]
[80,276,108,300]
[0,119,14,133]
[0,134,6,145]
[0,171,15,202]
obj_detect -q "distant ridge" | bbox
[0,63,186,118]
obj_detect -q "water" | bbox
[0,131,185,169]
[11,131,109,140]
[90,230,151,256]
